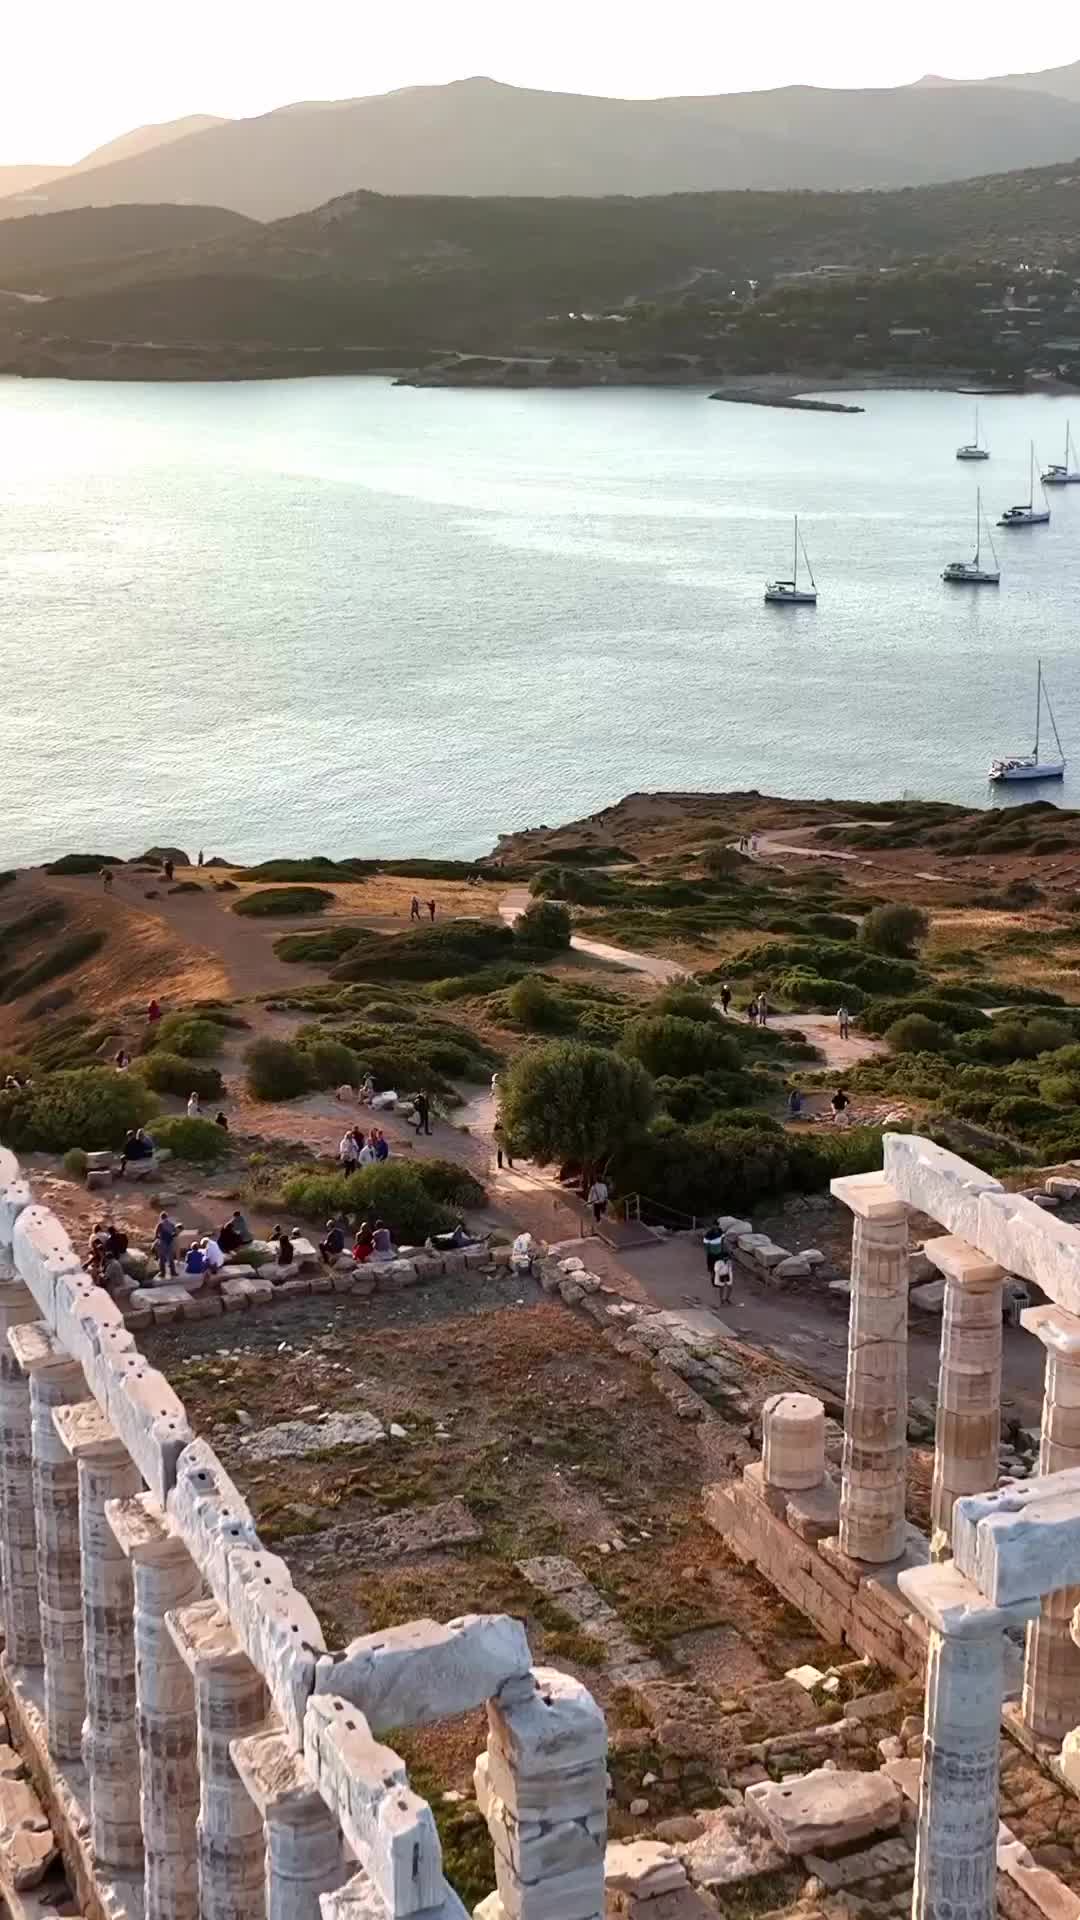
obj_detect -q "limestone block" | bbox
[493,1852,602,1920]
[1047,1179,1080,1203]
[221,1277,257,1309]
[102,1352,192,1504]
[87,1168,112,1191]
[604,1842,686,1897]
[882,1133,1001,1243]
[323,1614,531,1731]
[291,1236,319,1268]
[322,1869,468,1920]
[485,1785,603,1880]
[487,1667,607,1776]
[168,1435,259,1591]
[225,1544,325,1747]
[761,1393,825,1491]
[11,1205,83,1324]
[303,1693,443,1914]
[950,1471,1080,1605]
[86,1150,113,1171]
[831,1171,907,1222]
[230,1726,346,1918]
[0,1146,32,1246]
[745,1768,901,1854]
[130,1285,194,1311]
[773,1257,811,1280]
[476,1749,607,1827]
[898,1559,1040,1634]
[976,1188,1080,1311]
[750,1244,787,1269]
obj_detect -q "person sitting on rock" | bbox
[102,1255,130,1297]
[87,1220,110,1279]
[185,1242,207,1278]
[217,1210,251,1254]
[370,1220,394,1258]
[353,1220,374,1263]
[271,1226,294,1270]
[119,1127,155,1175]
[201,1236,226,1273]
[214,1110,229,1131]
[320,1219,346,1265]
[371,1127,390,1162]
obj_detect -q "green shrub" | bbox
[239,858,373,882]
[1040,1073,1080,1107]
[0,931,106,1003]
[362,1001,416,1024]
[413,1159,487,1209]
[862,995,988,1038]
[244,1038,313,1101]
[133,1053,225,1101]
[42,854,122,875]
[774,969,864,1013]
[63,1147,88,1178]
[507,976,566,1030]
[859,904,928,957]
[501,1042,655,1174]
[0,1068,156,1152]
[148,1014,225,1059]
[228,1244,275,1268]
[300,1037,363,1089]
[621,1015,739,1080]
[233,888,334,918]
[0,872,14,891]
[989,1094,1061,1136]
[653,986,721,1024]
[886,1014,953,1054]
[279,1162,455,1241]
[514,901,572,950]
[152,1116,231,1165]
[529,867,614,906]
[275,928,362,964]
[332,920,513,984]
[804,912,859,940]
[701,845,747,879]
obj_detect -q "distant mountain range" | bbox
[0,115,226,210]
[5,67,1080,218]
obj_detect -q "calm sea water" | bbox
[3,375,1080,867]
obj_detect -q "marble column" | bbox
[0,1275,46,1664]
[10,1322,87,1758]
[107,1493,203,1920]
[1019,1305,1080,1744]
[830,1173,909,1563]
[900,1562,1039,1920]
[924,1235,1006,1546]
[167,1598,269,1920]
[54,1400,144,1869]
[231,1727,345,1920]
[762,1391,825,1490]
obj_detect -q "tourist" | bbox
[433,1219,478,1251]
[101,866,114,892]
[104,1222,128,1263]
[353,1220,374,1263]
[163,859,174,882]
[114,1047,131,1072]
[197,850,204,867]
[702,1218,726,1276]
[371,1127,390,1162]
[587,1175,609,1224]
[359,1073,375,1105]
[510,1230,535,1274]
[410,896,421,921]
[428,899,436,923]
[335,1082,356,1104]
[102,1255,129,1297]
[218,1210,251,1254]
[750,835,759,857]
[787,1086,804,1118]
[339,1128,360,1171]
[187,1091,202,1118]
[185,1242,207,1279]
[712,1254,734,1304]
[271,1226,294,1269]
[119,1127,155,1176]
[831,1086,852,1125]
[837,1004,851,1040]
[202,1235,226,1273]
[154,1212,180,1280]
[146,998,162,1026]
[413,1090,432,1137]
[746,999,758,1026]
[757,992,769,1026]
[87,1221,110,1280]
[494,1121,514,1170]
[370,1220,394,1258]
[719,983,732,1015]
[215,1110,229,1131]
[358,1132,376,1166]
[320,1219,346,1265]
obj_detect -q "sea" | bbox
[3,374,1080,868]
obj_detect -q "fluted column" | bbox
[1019,1305,1080,1744]
[900,1562,1039,1920]
[54,1401,143,1868]
[0,1273,46,1664]
[10,1322,87,1758]
[232,1727,346,1920]
[924,1235,1006,1546]
[167,1599,269,1920]
[831,1173,909,1563]
[107,1493,203,1920]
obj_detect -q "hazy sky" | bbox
[5,0,1080,163]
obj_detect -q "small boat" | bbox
[1042,422,1080,487]
[942,488,1000,585]
[998,442,1051,526]
[956,406,989,462]
[989,659,1065,783]
[765,515,817,605]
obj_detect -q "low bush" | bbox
[244,1038,312,1101]
[621,1014,740,1080]
[63,1147,88,1179]
[42,854,122,875]
[278,1161,455,1241]
[412,1159,487,1209]
[0,1068,157,1152]
[886,1014,953,1054]
[529,867,614,906]
[233,887,334,917]
[0,931,106,1003]
[507,976,568,1031]
[362,1000,415,1024]
[859,903,928,957]
[702,845,747,879]
[133,1053,224,1101]
[514,900,572,950]
[300,1037,363,1089]
[147,1014,225,1059]
[774,969,864,1013]
[152,1116,231,1166]
[804,912,859,940]
[332,920,513,984]
[653,986,721,1025]
[274,928,362,964]
[861,995,989,1037]
[0,901,67,952]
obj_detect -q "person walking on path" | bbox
[154,1211,179,1280]
[831,1086,852,1126]
[587,1176,609,1224]
[494,1121,514,1170]
[413,1090,432,1136]
[746,998,758,1026]
[146,998,162,1026]
[702,1217,726,1277]
[100,866,114,893]
[410,896,421,922]
[719,983,731,1015]
[787,1086,803,1118]
[712,1253,734,1304]
[428,899,437,923]
[837,1005,851,1041]
[756,992,769,1027]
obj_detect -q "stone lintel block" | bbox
[487,1667,606,1774]
[322,1869,469,1920]
[52,1396,125,1462]
[324,1614,532,1731]
[830,1172,905,1222]
[882,1133,1002,1244]
[98,1354,191,1504]
[10,1205,82,1323]
[922,1234,1004,1288]
[226,1543,324,1747]
[0,1145,32,1246]
[976,1188,1080,1311]
[745,1769,901,1855]
[898,1559,1039,1635]
[229,1724,322,1816]
[106,1489,184,1564]
[303,1693,444,1911]
[1022,1304,1080,1359]
[951,1472,1080,1605]
[169,1435,259,1587]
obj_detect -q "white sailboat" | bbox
[765,515,818,605]
[1042,422,1080,487]
[989,659,1066,783]
[956,406,989,462]
[998,442,1051,526]
[942,488,1000,584]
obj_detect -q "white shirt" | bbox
[187,1096,201,1117]
[588,1181,608,1205]
[202,1239,225,1271]
[340,1134,359,1161]
[358,1145,376,1166]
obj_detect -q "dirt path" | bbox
[498,888,689,984]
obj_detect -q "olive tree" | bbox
[499,1040,654,1181]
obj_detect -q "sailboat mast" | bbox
[974,489,981,564]
[793,515,799,588]
[1035,658,1042,758]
